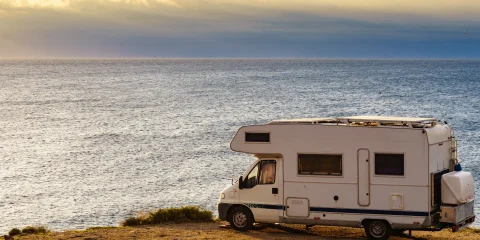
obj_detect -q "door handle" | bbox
[272,188,278,194]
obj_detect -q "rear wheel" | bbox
[228,206,253,231]
[364,220,392,240]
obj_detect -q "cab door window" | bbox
[259,160,276,184]
[244,160,276,188]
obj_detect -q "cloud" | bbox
[0,0,478,57]
[2,0,479,21]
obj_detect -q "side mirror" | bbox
[238,176,243,189]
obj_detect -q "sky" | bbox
[0,0,479,58]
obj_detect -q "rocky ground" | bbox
[12,222,480,240]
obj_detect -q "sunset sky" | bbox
[0,0,478,58]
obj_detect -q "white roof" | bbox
[337,116,437,123]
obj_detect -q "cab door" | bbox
[239,159,282,222]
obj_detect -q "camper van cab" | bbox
[218,116,475,239]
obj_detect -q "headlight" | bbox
[220,193,225,199]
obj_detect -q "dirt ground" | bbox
[13,222,480,240]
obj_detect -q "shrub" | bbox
[21,226,47,234]
[123,217,143,226]
[122,206,213,226]
[8,228,21,236]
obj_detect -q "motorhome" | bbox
[218,116,475,239]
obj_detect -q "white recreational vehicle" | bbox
[218,116,475,239]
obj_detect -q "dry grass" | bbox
[13,222,480,240]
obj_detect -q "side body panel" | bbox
[230,124,443,228]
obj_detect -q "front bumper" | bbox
[218,203,232,220]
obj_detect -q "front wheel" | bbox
[228,206,253,231]
[364,220,392,240]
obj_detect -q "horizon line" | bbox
[1,57,480,61]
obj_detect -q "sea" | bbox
[0,59,479,233]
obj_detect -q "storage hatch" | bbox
[286,198,309,217]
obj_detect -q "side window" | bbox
[259,161,276,184]
[375,153,404,176]
[243,160,276,188]
[298,154,342,175]
[244,163,259,188]
[245,133,270,143]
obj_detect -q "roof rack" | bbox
[268,118,344,125]
[336,116,438,128]
[268,116,438,128]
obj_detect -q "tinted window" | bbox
[375,153,404,176]
[298,154,342,175]
[245,133,270,142]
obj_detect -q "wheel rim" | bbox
[370,221,386,237]
[232,211,247,227]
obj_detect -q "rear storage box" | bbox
[441,171,475,205]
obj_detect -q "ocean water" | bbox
[0,59,479,233]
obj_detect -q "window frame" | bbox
[374,152,406,177]
[297,153,343,176]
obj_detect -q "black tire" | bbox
[228,206,254,231]
[364,220,392,240]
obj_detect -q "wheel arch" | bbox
[361,218,392,227]
[227,204,255,222]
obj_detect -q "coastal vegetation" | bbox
[20,226,47,234]
[7,228,21,236]
[122,206,214,226]
[6,226,48,238]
